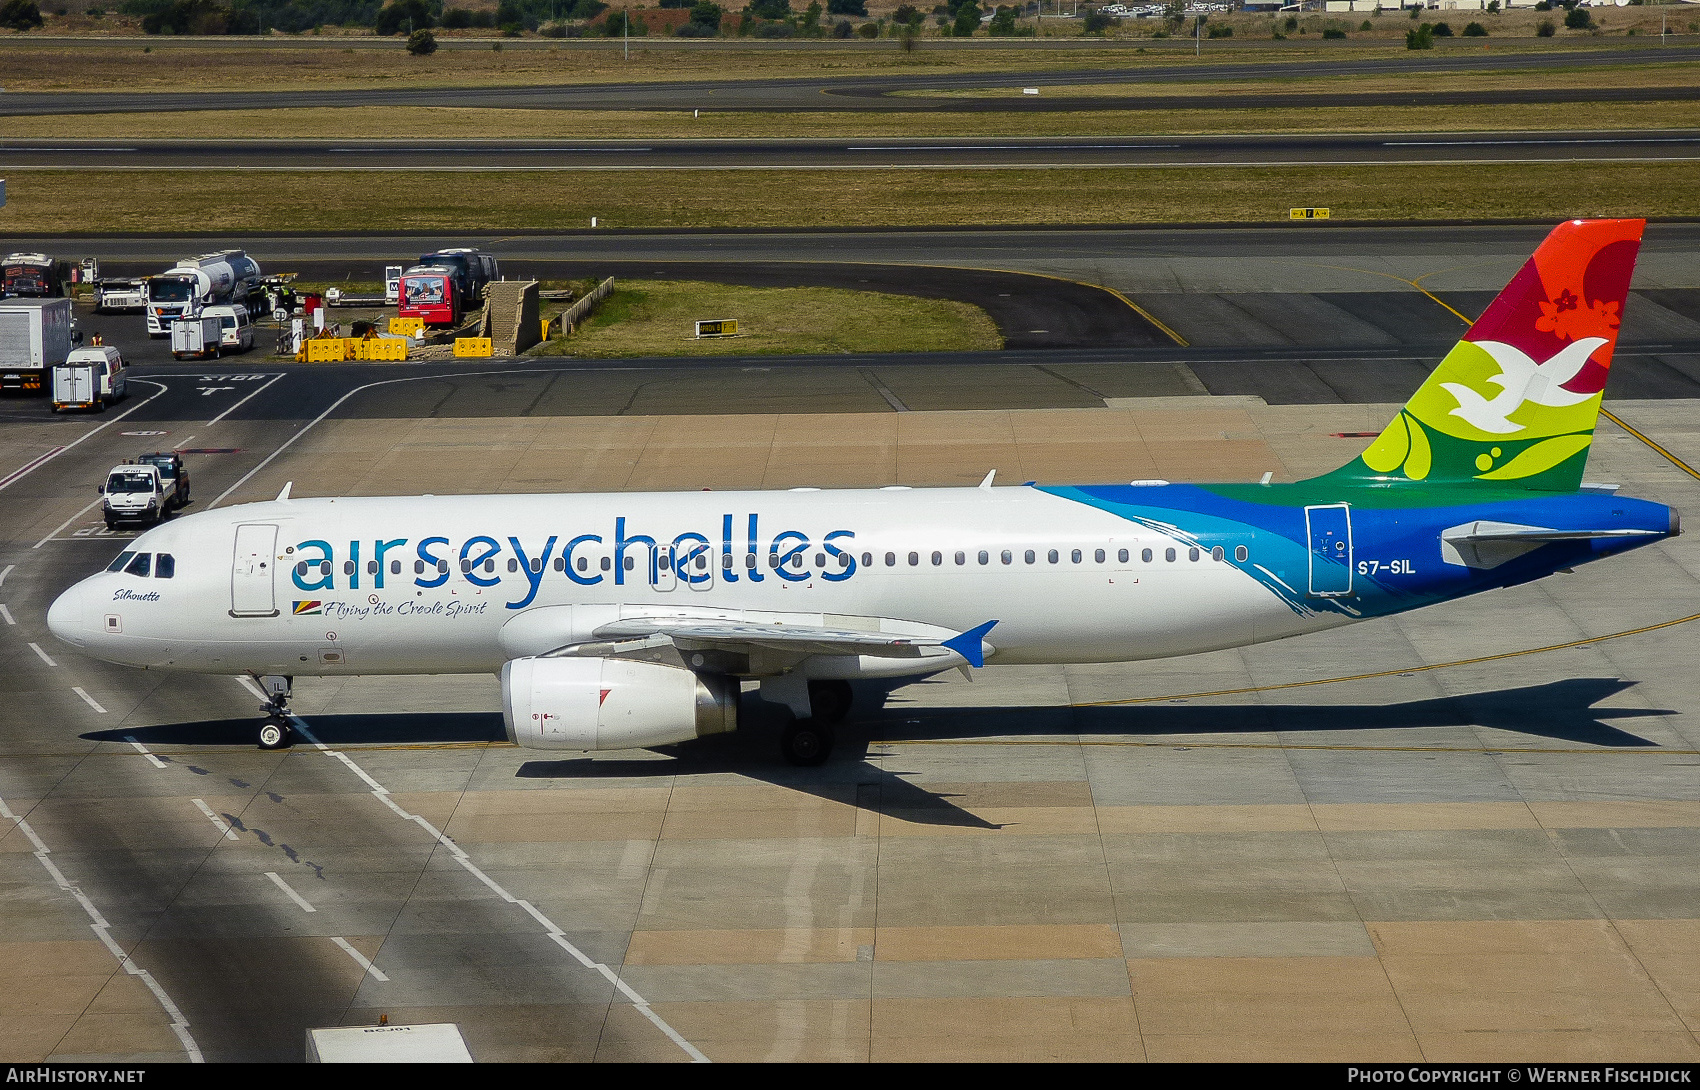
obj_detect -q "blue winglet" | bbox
[942,620,999,669]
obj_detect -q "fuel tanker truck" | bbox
[144,250,262,336]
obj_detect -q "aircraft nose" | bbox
[47,580,95,649]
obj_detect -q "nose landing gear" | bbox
[255,674,295,750]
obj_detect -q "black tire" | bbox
[808,679,854,725]
[781,719,834,767]
[103,519,117,531]
[257,718,291,750]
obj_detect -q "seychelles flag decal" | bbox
[292,601,323,616]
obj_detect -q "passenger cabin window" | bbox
[1024,550,1036,564]
[392,560,402,575]
[507,558,519,573]
[344,561,355,576]
[553,557,565,571]
[1047,549,1059,564]
[599,557,611,572]
[1212,546,1225,562]
[862,552,874,567]
[1235,545,1249,562]
[124,552,151,577]
[1001,550,1012,565]
[1189,548,1200,562]
[979,551,989,565]
[1118,549,1129,563]
[154,554,175,579]
[1095,549,1105,563]
[908,552,920,567]
[367,561,379,575]
[576,557,589,572]
[1142,549,1153,563]
[931,551,942,566]
[1071,549,1083,564]
[1165,548,1176,562]
[956,551,966,566]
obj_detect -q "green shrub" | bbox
[405,26,436,51]
[1321,26,1343,38]
[1359,19,1370,30]
[1431,20,1451,35]
[1462,20,1485,35]
[1563,5,1591,28]
[1536,17,1554,35]
[1207,22,1231,37]
[0,0,43,28]
[1405,22,1432,48]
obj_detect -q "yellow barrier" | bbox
[454,337,494,358]
[389,316,425,337]
[305,338,351,362]
[365,337,408,361]
[542,318,552,341]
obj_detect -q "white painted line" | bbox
[33,495,104,549]
[124,736,167,769]
[191,798,240,842]
[264,870,317,913]
[0,792,202,1062]
[0,446,64,490]
[0,564,15,587]
[204,372,285,427]
[28,642,57,667]
[235,674,267,701]
[287,715,709,1063]
[331,936,389,982]
[0,380,173,497]
[0,604,12,626]
[71,687,107,714]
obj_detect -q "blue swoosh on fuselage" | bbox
[1044,484,1676,621]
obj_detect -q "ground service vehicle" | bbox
[418,248,498,306]
[1,253,63,298]
[202,304,255,353]
[0,297,74,393]
[95,279,147,313]
[51,345,127,412]
[135,451,190,509]
[146,250,262,336]
[170,315,223,359]
[397,265,461,327]
[100,464,174,529]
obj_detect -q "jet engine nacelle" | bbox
[501,656,737,751]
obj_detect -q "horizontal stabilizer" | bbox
[1441,520,1661,569]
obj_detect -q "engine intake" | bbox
[502,656,737,751]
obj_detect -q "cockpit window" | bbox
[155,553,175,579]
[123,552,152,577]
[107,550,137,573]
[107,471,155,494]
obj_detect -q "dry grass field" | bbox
[4,161,1697,231]
[538,280,1003,357]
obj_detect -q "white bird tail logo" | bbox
[1439,337,1607,436]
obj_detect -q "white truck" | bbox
[170,314,223,360]
[0,297,75,394]
[145,250,262,337]
[51,345,128,413]
[95,278,147,313]
[100,462,175,529]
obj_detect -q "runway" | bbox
[10,131,1700,170]
[2,44,1694,115]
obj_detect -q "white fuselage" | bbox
[47,487,1339,679]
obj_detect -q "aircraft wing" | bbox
[593,617,999,666]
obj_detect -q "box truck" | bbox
[0,297,74,393]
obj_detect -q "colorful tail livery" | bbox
[1324,218,1644,492]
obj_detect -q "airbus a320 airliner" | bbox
[48,220,1678,764]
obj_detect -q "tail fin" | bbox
[1319,218,1644,492]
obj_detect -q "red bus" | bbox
[397,265,460,327]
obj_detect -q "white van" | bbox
[51,345,127,412]
[202,304,255,353]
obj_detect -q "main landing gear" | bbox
[255,674,294,750]
[777,680,855,767]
